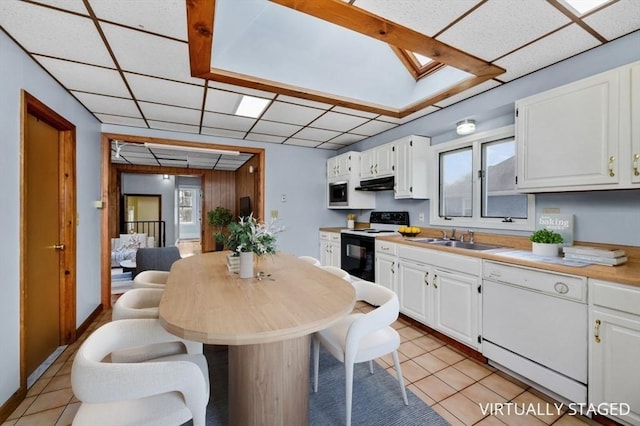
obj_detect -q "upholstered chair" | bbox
[298,255,321,267]
[132,270,170,290]
[321,265,352,283]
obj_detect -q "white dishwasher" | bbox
[482,260,588,403]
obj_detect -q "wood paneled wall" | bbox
[235,155,262,220]
[202,169,236,253]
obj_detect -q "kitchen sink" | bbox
[411,238,504,251]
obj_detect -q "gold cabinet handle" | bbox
[633,154,639,177]
[594,319,601,343]
[53,244,65,250]
[608,156,615,177]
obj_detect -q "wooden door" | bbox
[25,114,62,375]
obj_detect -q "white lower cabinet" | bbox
[396,245,481,349]
[319,231,341,267]
[432,268,480,349]
[398,259,431,324]
[589,279,640,426]
[375,241,397,292]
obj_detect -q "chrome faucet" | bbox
[450,228,457,241]
[467,230,475,244]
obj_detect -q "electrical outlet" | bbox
[281,194,287,202]
[418,213,425,222]
[271,210,279,219]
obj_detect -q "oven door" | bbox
[341,233,375,282]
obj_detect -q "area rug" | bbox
[202,345,449,426]
[111,268,133,294]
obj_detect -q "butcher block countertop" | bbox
[377,231,640,288]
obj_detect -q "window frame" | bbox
[178,188,194,225]
[430,125,536,231]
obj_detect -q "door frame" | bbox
[100,133,265,308]
[20,91,77,391]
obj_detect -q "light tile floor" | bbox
[3,302,600,426]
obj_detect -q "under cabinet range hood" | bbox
[355,176,395,191]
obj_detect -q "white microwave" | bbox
[328,181,348,206]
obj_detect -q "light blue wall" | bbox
[122,174,178,246]
[0,31,102,405]
[343,31,640,246]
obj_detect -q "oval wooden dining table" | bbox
[158,251,356,426]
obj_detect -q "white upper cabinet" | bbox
[327,151,354,182]
[516,61,640,192]
[394,135,430,199]
[631,63,640,184]
[360,142,395,180]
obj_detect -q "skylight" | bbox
[413,53,432,67]
[235,95,270,118]
[559,0,612,16]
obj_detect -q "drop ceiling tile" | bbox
[35,56,128,96]
[125,157,159,166]
[119,151,156,160]
[309,112,370,132]
[398,106,439,124]
[246,133,287,143]
[208,81,277,99]
[200,127,247,139]
[584,0,640,41]
[350,120,397,136]
[250,120,302,137]
[101,22,200,84]
[125,73,205,109]
[261,101,325,125]
[495,24,601,82]
[0,1,114,67]
[331,106,379,119]
[328,133,367,145]
[352,0,481,36]
[89,0,187,41]
[147,120,200,134]
[204,89,243,114]
[216,164,238,171]
[139,102,201,125]
[293,127,341,142]
[159,159,188,167]
[30,0,88,15]
[72,91,141,116]
[316,143,344,150]
[276,95,333,110]
[437,1,571,61]
[284,139,320,148]
[202,111,256,131]
[96,114,147,128]
[434,81,501,108]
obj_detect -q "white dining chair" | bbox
[313,280,408,426]
[71,318,209,426]
[132,270,169,289]
[321,265,352,283]
[298,255,321,267]
[112,288,163,321]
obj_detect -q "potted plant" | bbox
[207,207,233,251]
[530,228,564,257]
[226,214,283,278]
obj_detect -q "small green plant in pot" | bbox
[207,207,233,251]
[530,228,564,257]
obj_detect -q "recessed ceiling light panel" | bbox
[559,0,613,16]
[235,95,270,118]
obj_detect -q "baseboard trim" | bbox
[0,386,26,424]
[77,304,103,338]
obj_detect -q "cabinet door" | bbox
[330,241,341,268]
[632,63,640,184]
[327,157,337,179]
[319,240,331,266]
[335,153,351,180]
[375,144,395,177]
[433,269,479,349]
[376,253,396,292]
[360,150,375,180]
[589,307,640,425]
[394,138,412,198]
[398,260,430,323]
[516,69,620,190]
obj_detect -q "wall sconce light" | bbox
[249,165,255,174]
[163,174,170,180]
[456,119,476,136]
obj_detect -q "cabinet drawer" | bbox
[330,233,341,242]
[319,231,331,240]
[376,240,397,255]
[398,245,481,275]
[483,261,586,302]
[591,279,640,316]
